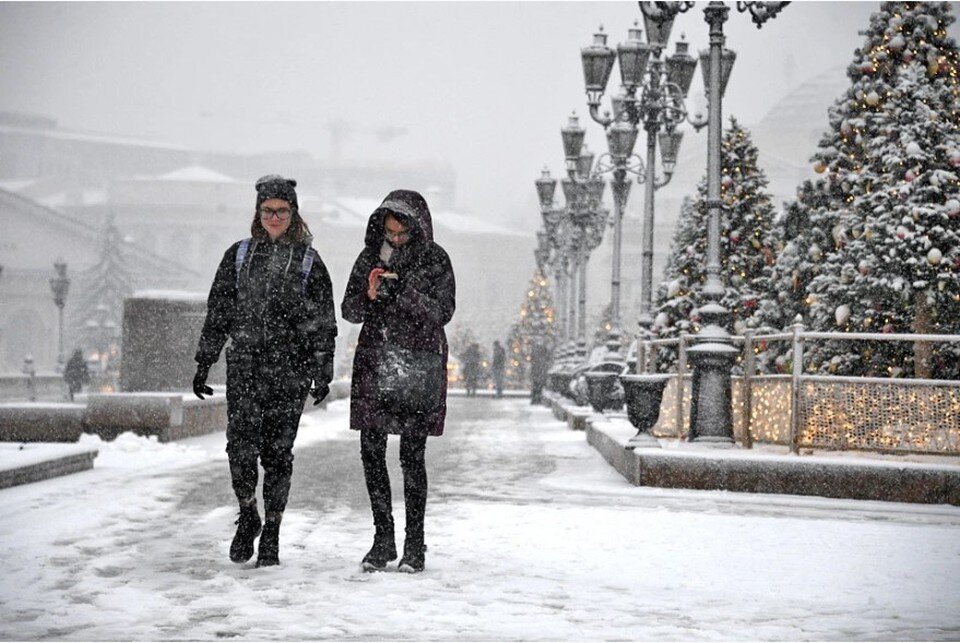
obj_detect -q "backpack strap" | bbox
[300,246,316,294]
[234,238,252,289]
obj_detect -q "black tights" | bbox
[360,429,427,546]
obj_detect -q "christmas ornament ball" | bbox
[927,247,943,265]
[835,304,851,325]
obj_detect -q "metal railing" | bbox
[635,322,960,455]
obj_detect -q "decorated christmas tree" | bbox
[653,119,778,367]
[507,269,556,386]
[652,196,699,367]
[802,1,960,378]
[751,180,831,372]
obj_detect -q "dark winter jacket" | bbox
[341,190,456,436]
[530,342,552,383]
[461,345,481,381]
[195,237,337,380]
[492,343,506,373]
[64,350,89,392]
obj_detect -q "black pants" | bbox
[226,349,310,513]
[360,429,427,546]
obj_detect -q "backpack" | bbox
[234,238,315,294]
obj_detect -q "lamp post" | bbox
[49,259,70,372]
[580,21,696,366]
[641,0,788,443]
[537,117,609,395]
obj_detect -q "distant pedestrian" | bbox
[63,349,89,401]
[461,343,481,396]
[341,189,456,574]
[491,340,506,398]
[193,175,338,568]
[529,341,552,405]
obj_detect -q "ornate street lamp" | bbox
[581,20,697,368]
[536,167,567,341]
[537,115,611,397]
[49,259,70,372]
[641,0,788,444]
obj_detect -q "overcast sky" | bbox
[1,1,957,230]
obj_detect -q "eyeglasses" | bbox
[384,228,410,241]
[259,206,292,220]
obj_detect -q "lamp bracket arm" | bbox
[588,103,614,128]
[625,154,645,179]
[655,173,673,190]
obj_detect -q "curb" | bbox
[0,449,98,490]
[545,392,960,506]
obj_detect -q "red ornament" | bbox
[905,168,916,182]
[904,50,914,63]
[882,323,895,334]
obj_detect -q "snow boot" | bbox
[256,512,282,567]
[361,529,398,572]
[229,501,262,563]
[397,540,426,574]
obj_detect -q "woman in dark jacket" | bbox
[193,175,338,568]
[341,189,456,573]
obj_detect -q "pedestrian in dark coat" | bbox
[341,189,456,574]
[461,343,481,396]
[529,341,552,405]
[63,348,89,401]
[192,175,337,568]
[491,340,506,398]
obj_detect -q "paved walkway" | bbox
[1,397,959,640]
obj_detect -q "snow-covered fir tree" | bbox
[70,217,134,371]
[804,1,960,378]
[653,119,777,368]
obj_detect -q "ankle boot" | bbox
[361,529,398,572]
[397,538,425,574]
[229,501,262,563]
[256,512,282,567]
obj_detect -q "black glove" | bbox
[193,364,214,400]
[310,382,330,406]
[310,352,334,406]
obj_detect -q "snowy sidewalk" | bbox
[0,397,959,640]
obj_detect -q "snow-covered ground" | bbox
[0,397,958,640]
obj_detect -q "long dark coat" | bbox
[341,190,456,437]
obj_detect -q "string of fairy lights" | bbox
[648,373,960,453]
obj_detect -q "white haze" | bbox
[3,1,954,230]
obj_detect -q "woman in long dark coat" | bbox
[341,189,456,573]
[193,175,338,568]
